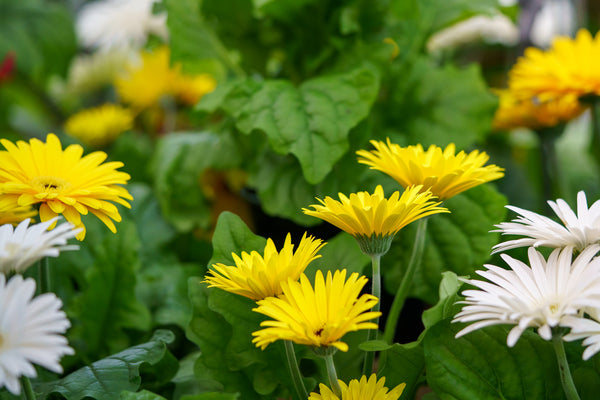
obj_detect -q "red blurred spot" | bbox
[0,51,16,84]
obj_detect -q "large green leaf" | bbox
[68,220,151,360]
[424,319,564,400]
[221,65,379,183]
[208,211,267,266]
[387,58,497,150]
[383,184,507,304]
[119,390,167,400]
[151,131,243,232]
[37,330,175,400]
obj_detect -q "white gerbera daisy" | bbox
[562,308,600,360]
[453,245,600,347]
[492,191,600,253]
[76,0,168,51]
[0,218,80,274]
[0,274,74,395]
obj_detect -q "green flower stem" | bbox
[362,254,381,376]
[552,333,581,400]
[284,341,308,400]
[324,353,342,398]
[37,257,50,294]
[536,126,564,204]
[20,376,36,400]
[589,98,600,169]
[383,218,428,344]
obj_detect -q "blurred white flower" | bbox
[453,245,600,347]
[64,49,132,94]
[76,0,168,51]
[492,191,600,253]
[427,14,519,52]
[0,218,80,274]
[0,274,74,394]
[530,0,576,48]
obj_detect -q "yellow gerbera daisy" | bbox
[0,206,37,226]
[204,232,325,300]
[252,269,381,352]
[356,139,504,200]
[508,29,600,102]
[492,89,586,131]
[309,374,406,400]
[115,46,179,109]
[64,104,134,147]
[302,185,448,255]
[0,134,132,240]
[173,73,217,105]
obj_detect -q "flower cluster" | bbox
[454,191,600,359]
[492,29,600,131]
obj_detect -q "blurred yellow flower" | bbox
[0,134,132,240]
[508,29,600,102]
[115,46,216,109]
[204,232,325,300]
[64,104,134,147]
[252,269,380,352]
[303,185,448,255]
[115,46,177,109]
[174,73,217,105]
[0,206,36,226]
[492,90,586,131]
[357,139,504,200]
[309,374,405,400]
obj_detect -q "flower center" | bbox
[31,176,71,195]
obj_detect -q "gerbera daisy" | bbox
[492,89,586,131]
[76,0,168,51]
[64,104,134,148]
[309,374,405,400]
[302,185,448,255]
[252,269,381,352]
[204,232,325,300]
[0,274,74,395]
[356,139,504,200]
[115,46,179,109]
[0,218,79,274]
[0,133,133,240]
[562,309,600,360]
[508,29,600,102]
[453,245,600,347]
[492,191,600,253]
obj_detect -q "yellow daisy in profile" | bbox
[204,232,325,300]
[64,104,134,147]
[252,269,380,352]
[115,46,178,109]
[309,374,406,400]
[0,206,36,226]
[173,73,217,105]
[0,134,132,240]
[508,29,600,102]
[492,89,586,131]
[357,139,504,200]
[302,185,448,255]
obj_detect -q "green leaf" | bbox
[304,231,370,281]
[119,390,167,400]
[69,220,151,359]
[109,132,155,184]
[424,319,564,400]
[151,131,243,232]
[358,340,393,352]
[422,272,464,329]
[208,211,267,267]
[37,330,175,400]
[252,0,318,19]
[388,58,497,149]
[181,393,240,400]
[378,341,425,400]
[426,0,500,33]
[383,184,507,304]
[222,65,379,183]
